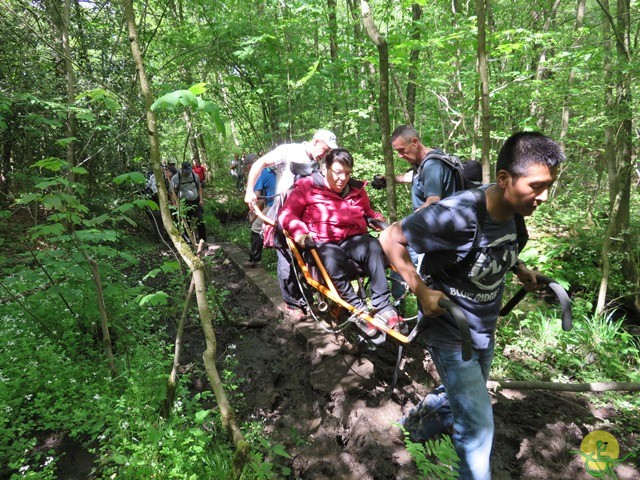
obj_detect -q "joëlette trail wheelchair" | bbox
[252,202,474,356]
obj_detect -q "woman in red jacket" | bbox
[278,148,401,328]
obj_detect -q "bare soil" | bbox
[203,248,640,480]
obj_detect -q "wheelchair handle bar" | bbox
[405,298,473,361]
[499,273,572,331]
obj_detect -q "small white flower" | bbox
[94,394,101,401]
[44,456,54,467]
[24,394,33,401]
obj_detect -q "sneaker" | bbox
[375,308,404,330]
[284,305,306,321]
[399,386,452,442]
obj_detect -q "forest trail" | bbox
[200,242,639,479]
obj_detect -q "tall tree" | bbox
[120,0,250,471]
[361,0,397,221]
[476,0,491,182]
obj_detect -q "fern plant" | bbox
[402,427,460,479]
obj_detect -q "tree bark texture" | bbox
[361,0,397,222]
[476,0,491,183]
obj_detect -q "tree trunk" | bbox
[327,0,339,118]
[476,0,491,183]
[60,0,77,181]
[559,0,587,151]
[361,0,397,222]
[488,380,640,392]
[121,0,249,468]
[183,110,200,163]
[529,0,561,130]
[406,3,422,125]
[596,0,637,313]
[162,277,195,418]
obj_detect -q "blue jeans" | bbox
[428,341,495,480]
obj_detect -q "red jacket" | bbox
[278,173,385,244]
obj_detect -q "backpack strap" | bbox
[427,189,487,282]
[420,151,466,191]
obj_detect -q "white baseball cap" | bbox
[312,129,339,149]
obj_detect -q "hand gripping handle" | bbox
[499,274,572,331]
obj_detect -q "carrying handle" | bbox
[405,298,473,361]
[499,273,572,331]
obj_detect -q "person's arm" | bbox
[414,195,441,210]
[379,222,447,317]
[395,171,413,184]
[244,157,271,205]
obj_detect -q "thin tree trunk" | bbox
[121,0,249,468]
[488,380,640,392]
[406,3,422,125]
[529,0,561,130]
[88,258,116,375]
[559,0,587,150]
[361,0,397,222]
[476,0,491,183]
[162,277,195,418]
[62,0,77,179]
[327,0,338,118]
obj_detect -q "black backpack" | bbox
[420,152,483,191]
[427,188,528,282]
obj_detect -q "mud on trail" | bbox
[200,248,639,480]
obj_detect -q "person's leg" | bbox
[276,248,306,310]
[315,242,364,308]
[249,231,263,263]
[428,343,495,480]
[249,211,266,263]
[194,204,206,242]
[340,235,391,313]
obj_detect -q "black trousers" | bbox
[315,235,392,313]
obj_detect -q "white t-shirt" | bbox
[259,142,312,195]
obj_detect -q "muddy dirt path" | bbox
[199,247,639,480]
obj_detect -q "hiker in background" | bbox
[245,166,276,268]
[375,125,472,306]
[171,161,207,244]
[167,158,179,176]
[380,132,565,480]
[244,129,338,319]
[388,124,463,210]
[144,165,172,241]
[230,153,244,191]
[192,158,209,188]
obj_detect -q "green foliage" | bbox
[401,427,460,479]
[495,301,640,384]
[240,436,292,480]
[151,83,225,136]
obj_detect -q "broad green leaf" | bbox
[188,83,208,95]
[195,409,210,423]
[139,291,170,306]
[32,157,68,172]
[56,137,77,147]
[15,193,40,205]
[114,171,146,185]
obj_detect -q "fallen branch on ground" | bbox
[487,381,640,392]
